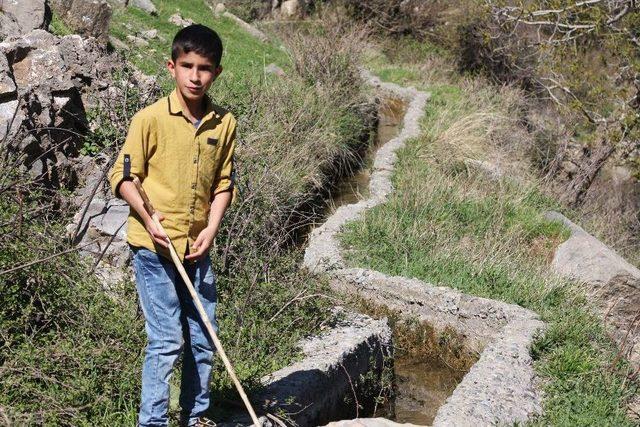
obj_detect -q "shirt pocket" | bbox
[199,133,223,192]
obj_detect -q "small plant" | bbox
[48,12,74,36]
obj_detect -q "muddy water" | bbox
[392,355,465,424]
[328,97,464,424]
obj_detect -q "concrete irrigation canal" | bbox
[316,95,466,425]
[220,71,547,427]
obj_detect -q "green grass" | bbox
[338,44,638,425]
[109,0,289,104]
[49,11,74,36]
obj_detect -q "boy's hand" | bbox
[144,213,169,248]
[185,226,217,261]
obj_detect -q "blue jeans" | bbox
[132,247,218,427]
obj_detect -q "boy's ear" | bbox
[167,59,176,78]
[214,65,223,79]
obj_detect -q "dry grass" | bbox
[340,39,637,425]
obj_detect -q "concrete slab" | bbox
[223,310,392,426]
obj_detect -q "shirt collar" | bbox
[168,88,217,122]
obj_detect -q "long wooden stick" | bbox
[132,177,260,426]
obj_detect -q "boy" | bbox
[108,24,237,427]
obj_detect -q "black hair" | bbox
[171,24,223,67]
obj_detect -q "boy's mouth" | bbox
[186,86,202,93]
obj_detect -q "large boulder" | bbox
[0,0,51,39]
[546,211,640,370]
[0,29,114,188]
[49,0,111,43]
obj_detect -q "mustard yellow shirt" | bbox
[108,89,237,261]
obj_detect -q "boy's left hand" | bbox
[185,226,217,261]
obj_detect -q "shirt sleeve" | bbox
[108,112,154,199]
[212,117,238,203]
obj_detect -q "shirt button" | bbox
[193,157,197,163]
[191,183,196,189]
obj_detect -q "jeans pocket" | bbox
[200,272,217,303]
[196,256,217,303]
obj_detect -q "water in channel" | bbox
[327,96,464,424]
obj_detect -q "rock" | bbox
[131,67,158,95]
[126,34,148,47]
[108,35,129,50]
[75,193,130,270]
[213,2,225,16]
[0,0,51,38]
[280,0,299,18]
[10,36,73,91]
[49,0,112,43]
[0,13,20,40]
[0,29,115,187]
[0,99,19,139]
[0,52,16,96]
[139,29,158,40]
[264,63,285,77]
[128,0,157,15]
[59,34,112,81]
[546,211,640,370]
[168,12,193,27]
[69,153,130,277]
[67,65,159,275]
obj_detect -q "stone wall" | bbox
[0,29,114,188]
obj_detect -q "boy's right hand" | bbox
[144,213,169,248]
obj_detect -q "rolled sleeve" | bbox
[108,113,153,198]
[212,119,237,203]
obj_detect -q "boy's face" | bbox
[167,51,222,103]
